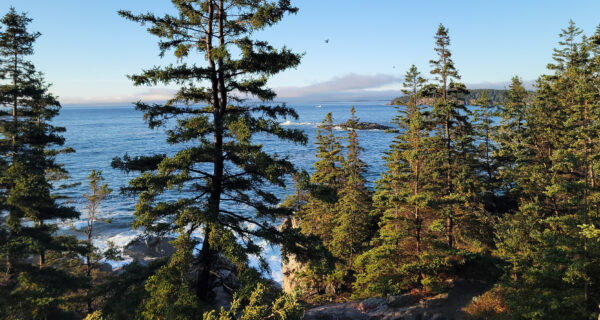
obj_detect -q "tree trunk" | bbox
[415,162,421,254]
[445,115,454,248]
[196,0,226,301]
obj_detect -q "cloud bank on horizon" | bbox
[60,74,536,105]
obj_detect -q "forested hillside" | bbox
[286,21,600,319]
[390,88,536,106]
[2,2,600,320]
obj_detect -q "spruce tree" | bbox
[494,21,600,318]
[293,112,343,297]
[113,1,308,310]
[472,91,500,214]
[494,76,528,208]
[353,66,437,296]
[427,23,478,249]
[298,112,343,246]
[330,107,372,276]
[0,7,83,319]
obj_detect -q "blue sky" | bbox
[4,0,600,104]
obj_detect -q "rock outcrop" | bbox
[303,280,491,320]
[279,217,307,294]
[123,235,176,261]
[319,122,393,131]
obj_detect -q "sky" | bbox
[3,0,600,105]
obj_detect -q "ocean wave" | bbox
[280,120,314,126]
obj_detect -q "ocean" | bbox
[53,103,397,281]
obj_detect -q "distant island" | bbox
[389,88,536,106]
[319,122,392,130]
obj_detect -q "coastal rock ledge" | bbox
[303,280,491,320]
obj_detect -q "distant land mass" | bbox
[389,88,536,106]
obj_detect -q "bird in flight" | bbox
[324,39,329,44]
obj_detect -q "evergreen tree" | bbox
[429,24,459,102]
[292,112,343,298]
[494,76,529,210]
[427,23,478,249]
[330,107,372,277]
[298,112,343,246]
[494,21,600,318]
[113,0,309,311]
[0,7,84,319]
[353,66,438,296]
[472,91,500,215]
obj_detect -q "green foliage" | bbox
[113,1,313,309]
[427,24,481,249]
[294,109,374,298]
[0,7,85,319]
[489,21,600,319]
[97,260,165,320]
[297,112,343,247]
[140,235,201,320]
[353,66,439,297]
[390,88,536,106]
[330,107,373,268]
[473,91,500,214]
[84,310,105,320]
[202,283,302,320]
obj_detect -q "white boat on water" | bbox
[315,105,322,108]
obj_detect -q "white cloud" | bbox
[60,88,177,106]
[59,75,537,105]
[271,74,537,103]
[274,73,402,100]
[274,73,397,97]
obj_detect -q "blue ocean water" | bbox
[53,103,398,280]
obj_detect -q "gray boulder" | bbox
[386,294,418,308]
[123,235,176,261]
[304,302,369,320]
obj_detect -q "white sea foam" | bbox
[280,120,313,126]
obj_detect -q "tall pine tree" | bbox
[473,91,499,213]
[298,112,344,246]
[330,107,373,285]
[0,7,84,319]
[494,76,528,212]
[494,21,600,319]
[353,66,438,297]
[113,1,309,312]
[427,24,478,249]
